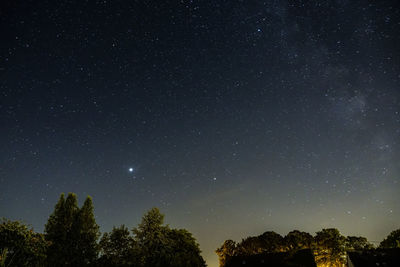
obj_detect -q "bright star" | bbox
[129,168,134,173]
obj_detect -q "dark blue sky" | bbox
[1,1,399,265]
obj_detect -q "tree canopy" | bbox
[2,192,398,267]
[130,207,206,267]
[379,229,400,249]
[98,207,206,267]
[45,193,100,266]
[216,231,286,267]
[98,225,140,267]
[346,236,374,251]
[313,228,347,267]
[284,230,314,251]
[216,227,380,267]
[215,240,237,267]
[2,194,205,267]
[43,195,206,266]
[0,218,47,267]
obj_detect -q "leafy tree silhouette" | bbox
[45,193,99,266]
[100,207,206,267]
[345,236,374,251]
[0,218,47,267]
[313,228,346,267]
[98,225,141,267]
[379,229,400,249]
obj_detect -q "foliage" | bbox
[216,228,364,267]
[131,207,206,267]
[284,230,314,251]
[134,207,165,237]
[98,225,141,267]
[215,228,381,267]
[167,228,206,267]
[44,193,75,266]
[258,231,285,252]
[75,196,101,265]
[44,196,204,266]
[10,192,395,267]
[45,193,100,266]
[215,240,237,267]
[216,231,285,266]
[379,229,400,249]
[345,236,374,251]
[0,218,47,267]
[234,231,285,257]
[132,207,170,267]
[99,208,206,267]
[313,228,346,267]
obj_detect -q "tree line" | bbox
[216,228,400,267]
[1,193,399,267]
[0,193,206,267]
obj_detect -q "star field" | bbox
[1,1,399,266]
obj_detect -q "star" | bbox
[129,167,134,173]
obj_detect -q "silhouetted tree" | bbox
[132,207,169,267]
[258,231,285,252]
[379,229,400,249]
[314,228,346,267]
[45,193,66,265]
[236,236,264,255]
[0,218,47,267]
[99,225,141,267]
[132,207,206,267]
[216,240,237,267]
[45,193,79,266]
[45,193,99,266]
[284,230,314,251]
[74,196,100,266]
[216,231,287,266]
[167,229,206,267]
[345,236,374,251]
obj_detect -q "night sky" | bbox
[1,1,399,266]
